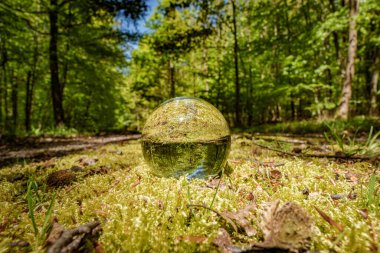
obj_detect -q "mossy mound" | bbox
[0,136,379,252]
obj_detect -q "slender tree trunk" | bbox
[231,0,241,127]
[0,41,6,131]
[370,51,379,116]
[336,0,359,120]
[329,0,341,64]
[49,0,64,126]
[169,59,175,98]
[25,35,39,132]
[25,71,32,131]
[2,59,10,131]
[203,43,209,95]
[11,73,17,134]
[290,95,295,121]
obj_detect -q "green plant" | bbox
[26,177,56,240]
[324,124,380,157]
[367,174,379,210]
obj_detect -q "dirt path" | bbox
[0,134,141,167]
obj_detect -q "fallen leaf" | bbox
[94,241,104,253]
[212,228,232,253]
[45,220,64,247]
[314,206,344,232]
[176,235,208,243]
[330,194,346,200]
[251,147,262,156]
[260,200,313,251]
[348,190,357,200]
[344,172,358,183]
[328,176,336,186]
[357,209,368,219]
[36,158,57,170]
[270,170,282,180]
[206,178,227,190]
[131,176,142,188]
[89,166,110,175]
[70,166,85,172]
[78,157,98,166]
[221,205,256,236]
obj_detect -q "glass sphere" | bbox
[141,97,231,179]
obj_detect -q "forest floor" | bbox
[0,133,379,252]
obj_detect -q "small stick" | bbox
[47,221,101,253]
[252,142,377,160]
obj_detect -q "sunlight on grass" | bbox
[0,137,379,252]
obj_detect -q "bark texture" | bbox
[336,0,359,120]
[231,0,241,127]
[49,0,64,126]
[369,51,379,116]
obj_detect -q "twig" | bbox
[187,204,238,232]
[251,159,285,167]
[47,221,101,253]
[314,206,344,232]
[252,142,377,160]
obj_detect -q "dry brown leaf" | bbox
[36,158,57,170]
[131,175,142,188]
[270,170,282,180]
[330,194,346,200]
[206,178,227,190]
[260,200,313,252]
[221,205,256,236]
[44,220,65,247]
[357,208,368,219]
[212,228,232,253]
[78,157,98,166]
[344,172,358,183]
[314,206,344,232]
[94,241,104,253]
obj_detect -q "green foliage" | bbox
[27,177,56,240]
[0,0,147,134]
[323,123,380,157]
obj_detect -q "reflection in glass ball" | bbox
[141,97,231,179]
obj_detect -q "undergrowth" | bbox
[0,136,379,252]
[247,116,380,135]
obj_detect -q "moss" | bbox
[0,138,379,252]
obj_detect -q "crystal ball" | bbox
[141,97,231,179]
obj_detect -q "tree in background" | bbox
[0,0,147,134]
[126,0,380,128]
[336,0,359,120]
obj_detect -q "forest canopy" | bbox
[0,0,379,135]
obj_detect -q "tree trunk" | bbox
[370,51,379,116]
[169,59,175,98]
[49,0,64,126]
[25,71,32,131]
[231,0,241,127]
[336,0,359,120]
[11,73,17,134]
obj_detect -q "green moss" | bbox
[0,138,379,252]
